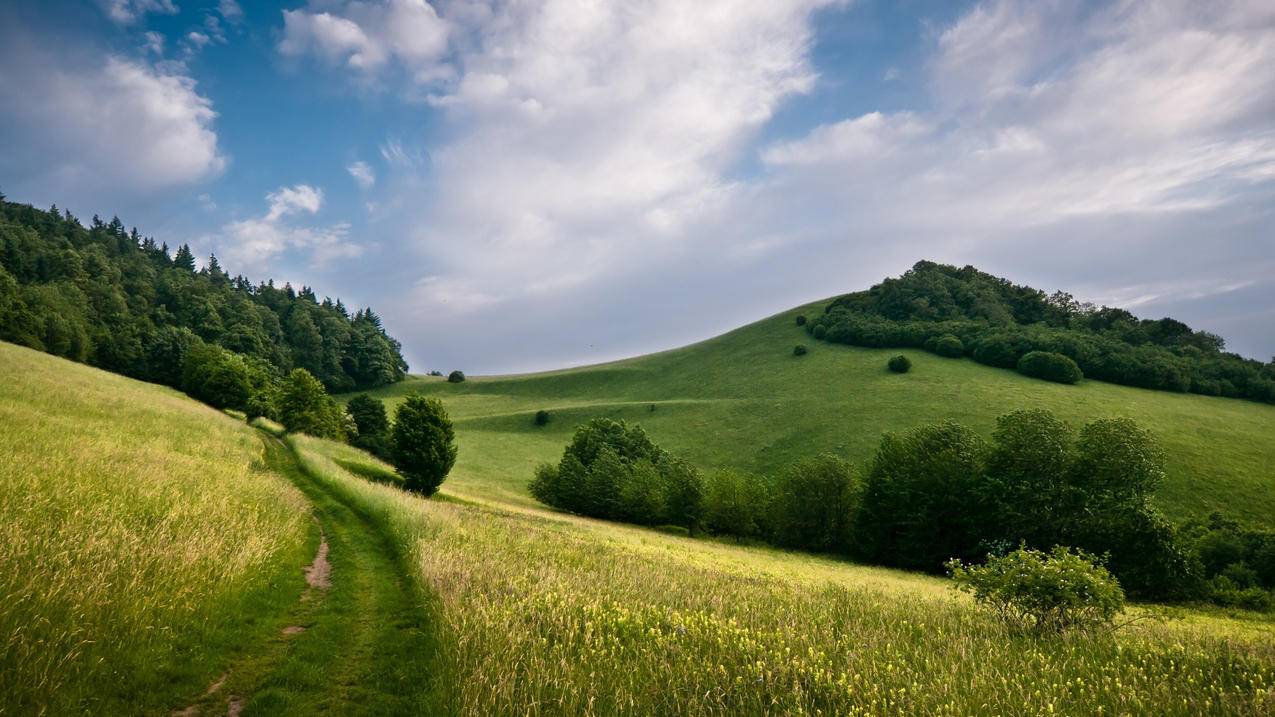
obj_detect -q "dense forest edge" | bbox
[0,194,408,395]
[805,260,1275,404]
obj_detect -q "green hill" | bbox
[354,301,1275,526]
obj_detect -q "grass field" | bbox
[353,301,1275,526]
[0,342,311,715]
[292,433,1275,715]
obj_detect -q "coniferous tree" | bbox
[173,244,196,271]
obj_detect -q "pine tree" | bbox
[173,244,196,271]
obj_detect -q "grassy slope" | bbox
[355,301,1275,525]
[0,342,311,715]
[292,431,1275,715]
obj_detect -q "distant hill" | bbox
[354,298,1275,528]
[0,196,407,392]
[809,261,1275,404]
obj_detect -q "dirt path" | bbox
[174,433,444,716]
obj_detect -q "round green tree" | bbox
[391,394,457,496]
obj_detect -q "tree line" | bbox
[530,414,1275,606]
[806,261,1275,403]
[0,196,407,393]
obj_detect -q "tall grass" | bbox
[0,343,310,715]
[291,434,1275,716]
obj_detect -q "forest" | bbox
[806,261,1275,403]
[0,196,407,393]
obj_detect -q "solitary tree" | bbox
[391,394,457,496]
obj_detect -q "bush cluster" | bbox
[804,260,1275,403]
[1179,512,1275,611]
[530,410,1215,602]
[1017,351,1083,384]
[530,419,703,529]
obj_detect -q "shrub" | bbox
[447,370,466,383]
[347,394,391,459]
[793,344,808,356]
[1017,351,1083,384]
[529,418,702,529]
[769,455,861,554]
[927,334,964,358]
[887,355,911,373]
[181,343,253,411]
[390,394,457,496]
[534,409,551,426]
[947,546,1126,633]
[795,314,807,326]
[277,368,347,440]
[812,324,827,340]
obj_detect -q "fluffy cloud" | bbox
[0,44,225,202]
[213,185,364,271]
[98,0,177,25]
[278,0,451,82]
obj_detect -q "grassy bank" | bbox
[353,303,1275,526]
[290,434,1275,716]
[0,342,311,715]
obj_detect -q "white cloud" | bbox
[218,0,243,23]
[278,0,451,83]
[347,161,376,189]
[213,185,363,270]
[98,0,177,25]
[0,51,225,196]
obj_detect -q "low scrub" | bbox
[947,546,1126,633]
[1018,350,1084,384]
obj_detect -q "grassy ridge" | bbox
[355,302,1275,525]
[290,434,1275,715]
[0,342,311,715]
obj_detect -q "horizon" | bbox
[2,0,1274,373]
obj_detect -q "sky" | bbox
[1,0,1273,374]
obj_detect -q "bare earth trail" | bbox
[176,433,445,716]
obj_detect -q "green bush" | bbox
[887,355,911,373]
[703,470,769,541]
[947,546,1126,633]
[534,409,551,426]
[795,315,807,326]
[390,394,457,496]
[1017,351,1083,384]
[448,370,466,383]
[927,334,964,358]
[769,455,861,554]
[277,368,348,440]
[181,343,253,411]
[812,324,827,340]
[347,394,391,459]
[793,344,808,356]
[528,418,702,529]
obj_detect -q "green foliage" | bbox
[1179,512,1275,610]
[927,333,965,358]
[278,368,348,440]
[793,344,808,356]
[347,393,391,459]
[534,409,551,426]
[181,343,254,411]
[857,421,987,570]
[391,394,457,496]
[947,546,1126,633]
[1017,351,1083,384]
[529,418,703,529]
[0,198,407,392]
[769,455,861,554]
[448,370,466,383]
[809,260,1274,405]
[887,355,911,373]
[795,314,807,326]
[702,470,769,540]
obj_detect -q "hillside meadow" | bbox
[0,342,313,715]
[292,433,1275,716]
[354,302,1275,526]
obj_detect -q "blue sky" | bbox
[2,0,1273,373]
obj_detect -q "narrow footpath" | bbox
[176,432,444,716]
